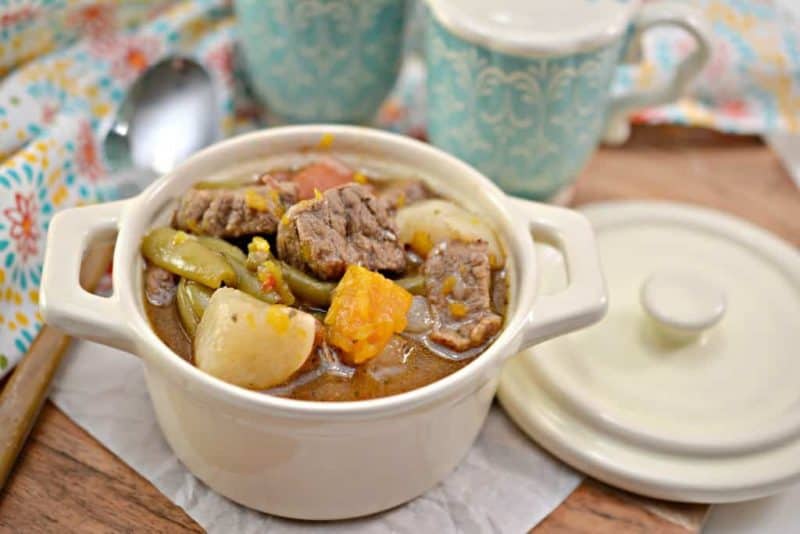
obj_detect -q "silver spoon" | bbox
[104,57,219,196]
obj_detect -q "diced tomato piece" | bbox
[293,157,354,200]
[260,274,276,292]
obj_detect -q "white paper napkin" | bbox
[50,340,581,533]
[765,134,800,189]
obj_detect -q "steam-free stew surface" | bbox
[142,154,507,401]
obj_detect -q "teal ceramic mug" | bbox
[236,0,408,124]
[424,0,712,201]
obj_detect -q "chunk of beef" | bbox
[277,184,405,281]
[422,240,502,351]
[144,265,176,306]
[173,182,297,238]
[379,179,431,210]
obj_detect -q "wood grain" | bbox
[0,404,200,533]
[0,243,114,489]
[1,126,798,533]
[573,126,800,245]
[532,480,709,534]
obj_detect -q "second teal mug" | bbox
[424,0,712,201]
[236,0,408,124]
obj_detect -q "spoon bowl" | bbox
[105,57,219,196]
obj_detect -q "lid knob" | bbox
[640,270,726,343]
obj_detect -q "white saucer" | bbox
[498,202,800,503]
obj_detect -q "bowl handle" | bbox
[40,200,136,353]
[508,197,608,349]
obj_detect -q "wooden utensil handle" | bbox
[0,241,115,489]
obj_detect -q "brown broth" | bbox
[143,287,473,401]
[144,294,193,362]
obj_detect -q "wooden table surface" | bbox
[1,125,799,533]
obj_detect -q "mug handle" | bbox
[508,197,608,349]
[603,1,712,145]
[40,200,136,353]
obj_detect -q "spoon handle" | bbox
[0,241,114,489]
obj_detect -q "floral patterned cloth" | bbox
[0,0,251,377]
[623,0,800,132]
[0,0,798,377]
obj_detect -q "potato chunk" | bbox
[194,288,316,389]
[324,265,413,365]
[395,200,504,267]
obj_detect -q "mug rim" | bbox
[424,0,641,57]
[113,125,540,420]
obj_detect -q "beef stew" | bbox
[142,156,507,401]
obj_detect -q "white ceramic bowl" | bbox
[40,126,607,520]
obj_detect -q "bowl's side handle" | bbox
[40,200,136,353]
[508,197,608,349]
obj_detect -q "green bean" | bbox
[261,260,296,305]
[275,265,424,306]
[176,279,214,337]
[395,274,425,295]
[196,235,246,263]
[229,257,281,304]
[279,261,335,307]
[142,228,237,289]
[176,278,200,336]
[186,280,213,318]
[202,235,282,303]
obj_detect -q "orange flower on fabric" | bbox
[67,3,118,51]
[41,103,57,125]
[75,120,104,182]
[0,6,37,30]
[108,36,161,82]
[3,192,39,263]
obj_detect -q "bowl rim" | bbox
[114,125,540,420]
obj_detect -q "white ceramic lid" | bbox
[498,202,800,502]
[425,0,640,56]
